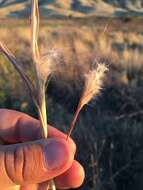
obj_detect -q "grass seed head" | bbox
[39,49,62,83]
[79,63,108,108]
[67,62,108,139]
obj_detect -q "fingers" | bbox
[20,161,85,190]
[0,109,85,189]
[0,138,75,187]
[0,109,73,144]
[0,109,40,143]
[55,160,85,189]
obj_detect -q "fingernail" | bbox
[43,139,69,170]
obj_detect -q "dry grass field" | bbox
[0,17,143,190]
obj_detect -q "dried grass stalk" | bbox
[31,0,40,62]
[0,42,34,95]
[0,41,40,109]
[31,1,56,189]
[31,0,48,138]
[67,63,108,139]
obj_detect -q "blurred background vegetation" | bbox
[0,2,143,189]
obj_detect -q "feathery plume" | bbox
[39,49,62,83]
[80,63,108,107]
[67,63,108,139]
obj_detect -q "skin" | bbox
[0,109,85,190]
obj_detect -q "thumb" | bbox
[0,138,75,187]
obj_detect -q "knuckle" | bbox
[4,146,25,185]
[4,149,16,185]
[14,146,26,184]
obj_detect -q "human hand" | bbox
[0,109,85,190]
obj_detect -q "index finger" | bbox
[0,109,72,144]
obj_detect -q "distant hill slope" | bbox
[0,0,143,18]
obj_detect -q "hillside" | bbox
[0,0,143,18]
